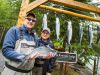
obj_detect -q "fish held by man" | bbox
[29,46,77,63]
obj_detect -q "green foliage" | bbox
[0,0,21,28]
[71,43,97,65]
[92,44,100,56]
[53,39,63,48]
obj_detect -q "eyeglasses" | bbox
[42,31,49,35]
[26,18,36,22]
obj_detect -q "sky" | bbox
[92,0,100,3]
[92,0,100,7]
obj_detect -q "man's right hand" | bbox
[28,52,40,60]
[45,52,56,59]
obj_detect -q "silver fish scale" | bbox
[31,46,57,57]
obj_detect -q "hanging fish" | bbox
[42,14,48,29]
[78,23,83,45]
[96,25,100,44]
[55,17,60,41]
[88,25,93,48]
[67,21,72,45]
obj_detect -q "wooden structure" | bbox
[17,0,100,75]
[17,0,100,27]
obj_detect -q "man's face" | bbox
[41,30,50,40]
[24,16,36,29]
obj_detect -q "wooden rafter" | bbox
[39,5,100,22]
[27,0,48,12]
[49,0,100,14]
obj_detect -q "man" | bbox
[33,28,56,75]
[1,12,39,75]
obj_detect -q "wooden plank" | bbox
[39,5,100,22]
[17,0,29,27]
[27,0,48,12]
[65,63,69,75]
[49,0,100,14]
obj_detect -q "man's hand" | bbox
[45,52,56,59]
[46,72,51,75]
[28,52,39,60]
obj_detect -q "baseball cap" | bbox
[26,12,36,18]
[42,28,50,34]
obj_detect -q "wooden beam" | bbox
[39,5,100,22]
[49,0,100,14]
[17,0,29,27]
[27,0,48,12]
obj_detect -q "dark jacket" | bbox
[35,38,56,74]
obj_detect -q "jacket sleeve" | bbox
[2,27,25,62]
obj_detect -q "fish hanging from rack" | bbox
[67,21,72,45]
[96,25,100,44]
[55,17,60,41]
[42,14,48,29]
[88,25,93,48]
[78,23,83,45]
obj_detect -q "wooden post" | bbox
[17,0,29,27]
[93,58,96,75]
[65,63,69,75]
